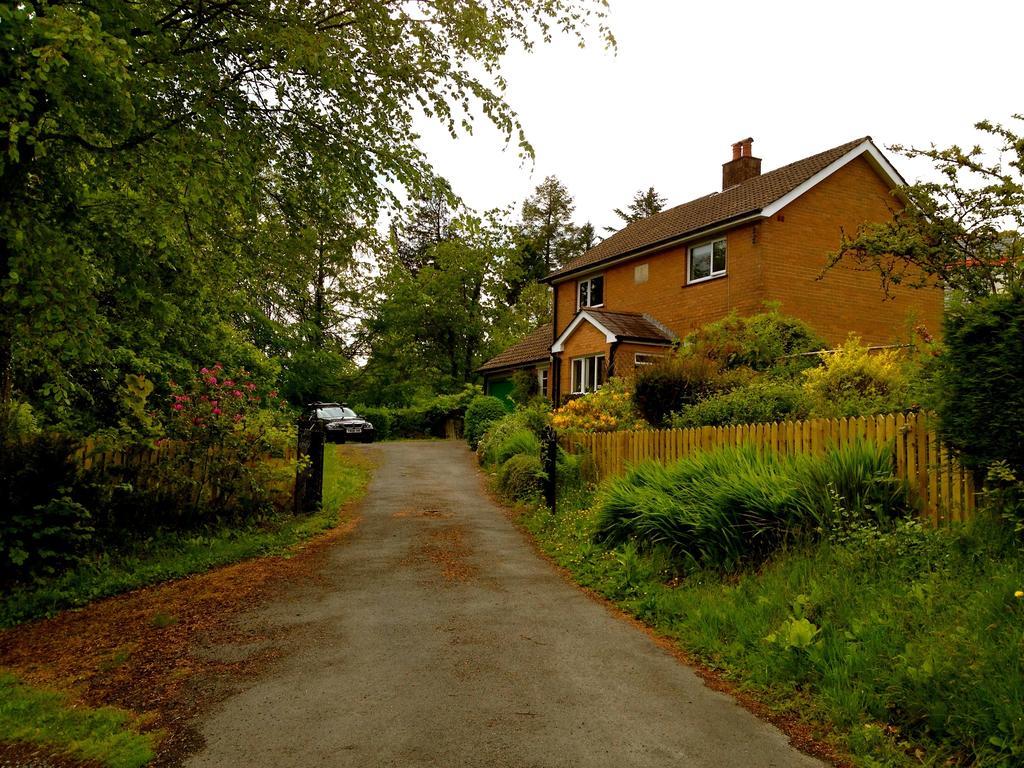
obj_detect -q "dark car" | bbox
[304,402,375,443]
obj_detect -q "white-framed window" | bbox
[688,238,727,283]
[634,352,664,367]
[537,367,549,398]
[577,274,604,309]
[571,354,605,394]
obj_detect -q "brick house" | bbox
[479,137,943,403]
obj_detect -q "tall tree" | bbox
[392,179,458,277]
[827,119,1024,299]
[359,212,525,404]
[607,186,667,232]
[0,0,611,430]
[521,175,581,272]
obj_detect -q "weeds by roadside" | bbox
[519,489,1024,767]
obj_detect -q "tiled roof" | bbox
[477,323,553,373]
[586,309,675,343]
[547,137,872,281]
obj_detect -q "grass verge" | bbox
[0,673,155,768]
[519,485,1024,767]
[1,445,372,627]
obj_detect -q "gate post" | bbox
[294,417,325,514]
[542,425,558,511]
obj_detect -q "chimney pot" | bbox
[722,137,762,190]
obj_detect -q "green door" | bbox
[487,377,516,410]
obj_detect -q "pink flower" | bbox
[214,362,223,370]
[206,376,217,385]
[224,379,235,387]
[232,389,243,398]
[200,395,209,402]
[172,403,184,411]
[210,400,218,407]
[212,408,222,415]
[269,390,278,398]
[200,368,209,375]
[245,382,256,391]
[234,413,243,422]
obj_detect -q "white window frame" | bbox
[576,274,605,310]
[687,238,727,284]
[570,354,606,394]
[634,352,664,367]
[537,366,549,398]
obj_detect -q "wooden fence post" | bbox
[295,417,325,514]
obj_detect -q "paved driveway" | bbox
[186,441,823,767]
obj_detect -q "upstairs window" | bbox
[571,354,605,394]
[577,275,604,309]
[688,238,727,283]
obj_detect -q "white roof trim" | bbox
[761,139,905,218]
[551,310,618,353]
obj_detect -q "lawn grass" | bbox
[520,486,1024,767]
[0,445,372,628]
[0,673,155,768]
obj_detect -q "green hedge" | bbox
[356,387,480,440]
[936,287,1024,473]
[464,395,508,449]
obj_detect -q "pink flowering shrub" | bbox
[157,364,295,519]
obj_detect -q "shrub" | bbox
[509,369,540,404]
[672,380,811,428]
[356,385,482,440]
[0,434,93,583]
[464,395,507,449]
[934,287,1024,474]
[632,354,725,427]
[357,407,394,440]
[476,402,550,466]
[553,377,647,433]
[593,441,911,571]
[802,336,912,417]
[496,453,544,501]
[2,401,40,439]
[493,429,541,467]
[682,308,826,378]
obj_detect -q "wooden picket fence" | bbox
[71,437,297,472]
[562,412,976,525]
[70,437,299,501]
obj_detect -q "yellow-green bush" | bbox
[802,336,912,417]
[552,378,648,433]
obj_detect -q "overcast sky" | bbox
[415,0,1023,232]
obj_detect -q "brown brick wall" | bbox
[760,155,943,344]
[552,154,943,354]
[612,342,671,380]
[554,223,767,339]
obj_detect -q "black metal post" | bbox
[294,417,325,514]
[542,425,558,511]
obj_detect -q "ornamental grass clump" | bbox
[594,441,911,571]
[476,403,550,466]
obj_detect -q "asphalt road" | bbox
[186,441,823,768]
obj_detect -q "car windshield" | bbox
[317,407,357,419]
